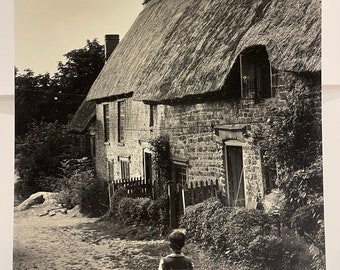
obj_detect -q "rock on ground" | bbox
[15,192,59,211]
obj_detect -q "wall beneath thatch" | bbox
[94,99,162,181]
[159,72,321,207]
[92,70,321,208]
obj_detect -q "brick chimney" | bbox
[105,34,119,61]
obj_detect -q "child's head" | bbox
[169,230,186,252]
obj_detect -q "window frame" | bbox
[119,156,130,180]
[149,104,157,128]
[118,100,126,143]
[239,47,274,100]
[103,104,110,142]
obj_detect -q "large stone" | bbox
[263,189,285,214]
[15,192,59,211]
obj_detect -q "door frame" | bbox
[143,148,153,182]
[224,139,246,207]
[170,159,188,228]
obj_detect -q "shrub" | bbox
[117,197,152,225]
[15,121,86,198]
[109,187,128,217]
[108,189,169,229]
[248,235,285,269]
[180,199,313,269]
[147,195,169,227]
[57,167,108,216]
[150,136,171,194]
[251,76,324,267]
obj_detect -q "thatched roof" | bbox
[68,100,96,133]
[86,0,320,102]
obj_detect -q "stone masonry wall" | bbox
[159,72,321,208]
[95,99,161,181]
[94,72,321,208]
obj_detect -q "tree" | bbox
[15,121,87,198]
[15,68,54,136]
[52,39,105,122]
[15,39,105,136]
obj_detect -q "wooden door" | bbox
[225,146,245,207]
[170,163,186,228]
[144,152,153,182]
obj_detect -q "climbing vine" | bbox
[253,73,324,260]
[149,135,172,194]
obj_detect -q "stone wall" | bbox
[93,71,321,208]
[161,100,271,207]
[95,99,160,181]
[159,72,321,208]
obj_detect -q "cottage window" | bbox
[120,159,130,180]
[108,160,114,182]
[118,100,126,142]
[239,46,273,99]
[149,104,157,127]
[103,104,110,142]
[271,67,286,95]
[173,163,187,187]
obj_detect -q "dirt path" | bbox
[13,208,167,270]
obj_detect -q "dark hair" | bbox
[169,231,186,251]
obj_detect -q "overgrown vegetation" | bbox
[106,188,169,232]
[149,135,171,194]
[57,166,108,217]
[15,39,105,198]
[253,73,324,268]
[15,120,108,216]
[15,121,86,199]
[180,199,312,270]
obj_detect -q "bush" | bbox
[147,195,169,227]
[109,187,128,217]
[251,76,325,266]
[150,136,171,194]
[57,168,108,216]
[117,197,152,225]
[108,188,169,229]
[180,199,313,269]
[15,121,86,198]
[248,235,285,268]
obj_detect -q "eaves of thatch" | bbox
[86,0,321,103]
[68,100,96,133]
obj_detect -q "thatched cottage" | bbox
[70,0,321,217]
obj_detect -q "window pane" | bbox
[103,104,110,142]
[149,105,157,127]
[121,160,130,180]
[240,47,271,99]
[118,101,125,142]
[174,164,187,186]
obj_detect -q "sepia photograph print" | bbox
[13,0,324,269]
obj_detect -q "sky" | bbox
[14,0,143,75]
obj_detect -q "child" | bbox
[158,230,194,270]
